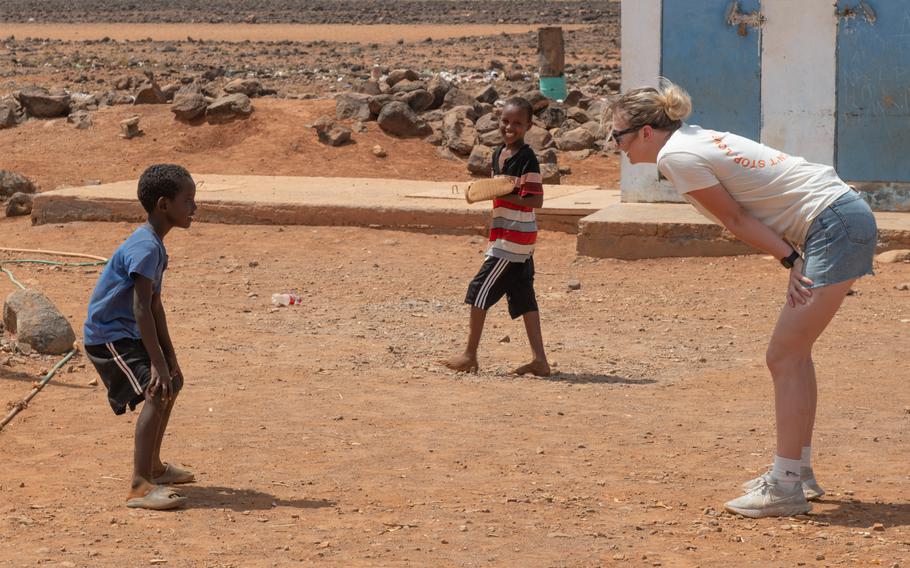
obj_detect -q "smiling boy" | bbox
[440,97,551,376]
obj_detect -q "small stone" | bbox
[67,110,92,129]
[895,283,909,291]
[372,145,387,158]
[499,335,510,344]
[567,280,581,291]
[119,116,142,139]
[816,554,825,560]
[872,522,885,531]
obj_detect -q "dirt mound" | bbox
[0,98,620,191]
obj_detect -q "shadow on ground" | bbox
[179,485,336,512]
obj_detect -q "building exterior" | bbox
[621,0,909,211]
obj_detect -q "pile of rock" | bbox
[170,76,267,124]
[331,68,609,183]
[0,72,270,132]
[0,170,36,217]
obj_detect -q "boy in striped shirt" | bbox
[440,97,551,377]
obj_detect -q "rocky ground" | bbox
[0,24,619,98]
[0,0,617,25]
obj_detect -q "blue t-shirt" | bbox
[83,224,168,346]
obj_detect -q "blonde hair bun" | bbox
[658,77,692,122]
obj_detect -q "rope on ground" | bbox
[0,349,77,431]
[0,247,108,262]
[0,249,109,433]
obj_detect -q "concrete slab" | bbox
[31,174,610,234]
[577,202,910,259]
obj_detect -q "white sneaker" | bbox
[800,467,826,501]
[741,467,826,501]
[725,478,811,518]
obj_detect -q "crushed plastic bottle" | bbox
[271,293,302,307]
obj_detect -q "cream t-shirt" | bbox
[657,124,851,245]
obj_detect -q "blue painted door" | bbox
[661,0,762,140]
[836,1,910,182]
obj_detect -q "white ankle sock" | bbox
[801,446,812,470]
[771,456,802,487]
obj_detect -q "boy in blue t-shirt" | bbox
[84,164,197,510]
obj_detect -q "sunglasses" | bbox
[609,125,643,143]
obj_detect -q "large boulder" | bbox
[444,105,478,123]
[525,125,554,152]
[523,90,550,112]
[206,93,253,124]
[479,129,503,146]
[171,93,208,122]
[443,88,476,110]
[567,107,591,123]
[555,127,596,151]
[405,89,435,112]
[538,105,567,130]
[386,69,419,87]
[3,289,75,355]
[389,79,425,95]
[335,93,372,121]
[442,112,477,156]
[223,78,262,97]
[426,74,452,110]
[5,192,33,217]
[377,101,430,137]
[475,113,500,134]
[356,80,382,96]
[475,85,499,105]
[467,145,494,176]
[134,81,167,104]
[0,171,36,198]
[563,89,586,108]
[368,94,394,116]
[15,87,71,118]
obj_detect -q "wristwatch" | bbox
[780,249,800,269]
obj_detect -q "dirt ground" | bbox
[2,6,910,568]
[1,215,909,567]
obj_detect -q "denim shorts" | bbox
[801,190,877,288]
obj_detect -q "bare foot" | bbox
[513,360,551,377]
[437,353,479,373]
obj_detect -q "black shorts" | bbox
[84,339,181,415]
[464,256,538,319]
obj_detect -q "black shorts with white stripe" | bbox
[84,338,157,415]
[464,255,538,319]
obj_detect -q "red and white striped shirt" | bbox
[487,144,544,262]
